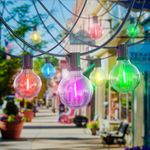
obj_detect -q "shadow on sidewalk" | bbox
[23,125,80,129]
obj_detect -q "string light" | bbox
[126,18,140,37]
[41,58,56,79]
[90,59,106,86]
[58,53,93,108]
[109,45,140,93]
[13,55,42,99]
[30,26,41,44]
[89,16,103,40]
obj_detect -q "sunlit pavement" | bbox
[0,108,124,150]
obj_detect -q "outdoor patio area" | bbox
[0,0,150,149]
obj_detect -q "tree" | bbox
[0,54,20,98]
[0,2,54,99]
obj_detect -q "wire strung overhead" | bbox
[36,0,139,49]
[58,0,120,19]
[0,0,88,58]
[32,0,70,54]
[0,0,147,59]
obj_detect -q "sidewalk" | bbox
[0,108,124,150]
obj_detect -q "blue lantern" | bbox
[41,58,56,79]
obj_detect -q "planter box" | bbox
[0,121,23,139]
[23,110,34,122]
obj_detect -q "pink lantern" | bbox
[89,16,103,40]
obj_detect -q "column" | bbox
[143,72,150,147]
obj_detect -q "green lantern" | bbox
[126,18,140,37]
[109,45,140,93]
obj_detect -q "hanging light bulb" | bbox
[41,58,56,79]
[30,26,41,44]
[89,16,103,40]
[14,55,42,99]
[109,45,140,93]
[58,53,93,108]
[126,18,140,37]
[89,59,106,86]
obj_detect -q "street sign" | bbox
[69,30,95,45]
[128,43,150,72]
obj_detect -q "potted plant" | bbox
[0,98,24,139]
[87,121,99,135]
[73,115,88,127]
[20,99,34,122]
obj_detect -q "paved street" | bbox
[0,108,124,150]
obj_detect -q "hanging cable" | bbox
[38,0,136,48]
[0,0,87,57]
[81,53,116,62]
[125,0,146,44]
[0,0,145,58]
[1,0,51,26]
[96,0,122,20]
[0,0,5,47]
[80,0,136,56]
[32,0,70,54]
[58,0,119,19]
[37,0,101,48]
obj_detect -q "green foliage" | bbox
[87,121,99,129]
[0,99,3,106]
[26,101,33,110]
[33,56,58,76]
[3,100,19,116]
[0,55,21,98]
[14,25,30,37]
[7,115,16,122]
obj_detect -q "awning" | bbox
[118,0,150,11]
[83,63,95,78]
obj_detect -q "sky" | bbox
[0,0,76,56]
[1,0,149,58]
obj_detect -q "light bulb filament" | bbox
[26,78,30,91]
[74,82,77,98]
[123,70,126,83]
[47,67,50,74]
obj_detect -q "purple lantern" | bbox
[58,71,93,108]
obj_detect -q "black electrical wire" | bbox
[39,0,142,49]
[98,1,119,17]
[80,0,136,56]
[127,39,144,46]
[58,0,115,49]
[0,0,87,57]
[33,0,88,57]
[32,0,70,54]
[32,0,115,53]
[0,0,5,47]
[1,0,48,28]
[96,0,122,20]
[0,0,144,58]
[0,48,22,58]
[8,32,25,51]
[126,0,146,44]
[81,53,116,62]
[37,0,102,48]
[38,0,115,48]
[58,0,119,19]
